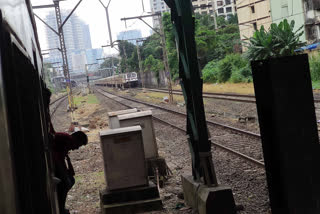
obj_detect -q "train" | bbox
[52,76,77,88]
[0,1,58,213]
[94,72,139,88]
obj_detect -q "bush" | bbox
[202,54,251,83]
[310,53,320,81]
[202,60,219,83]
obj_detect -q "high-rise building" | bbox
[149,0,170,28]
[44,10,93,73]
[236,0,272,44]
[192,0,237,18]
[117,29,142,45]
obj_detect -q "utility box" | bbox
[108,108,138,129]
[118,110,158,159]
[100,126,148,190]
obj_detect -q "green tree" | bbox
[144,55,164,85]
[118,40,137,73]
[100,57,120,69]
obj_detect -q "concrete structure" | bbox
[118,110,158,159]
[270,0,320,44]
[192,0,236,18]
[107,109,138,129]
[99,126,162,214]
[236,0,272,42]
[303,0,320,43]
[100,126,148,190]
[149,0,170,28]
[270,0,306,42]
[117,29,142,45]
[182,175,237,214]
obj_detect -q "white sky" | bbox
[31,0,153,55]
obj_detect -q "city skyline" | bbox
[44,10,101,73]
[31,0,153,54]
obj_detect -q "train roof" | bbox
[0,0,42,73]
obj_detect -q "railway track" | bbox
[50,94,68,117]
[95,87,265,168]
[49,89,81,117]
[137,87,320,104]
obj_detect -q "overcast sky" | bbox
[31,0,153,55]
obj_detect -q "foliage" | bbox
[144,55,164,84]
[141,33,162,60]
[202,54,251,83]
[118,40,137,73]
[246,19,305,61]
[310,52,320,81]
[100,57,120,69]
[144,55,163,73]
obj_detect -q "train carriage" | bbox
[0,1,57,213]
[95,72,139,88]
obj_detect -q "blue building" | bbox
[117,29,142,45]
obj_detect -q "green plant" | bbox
[310,52,320,81]
[202,54,251,83]
[246,19,305,61]
[202,60,219,83]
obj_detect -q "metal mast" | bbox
[53,0,74,110]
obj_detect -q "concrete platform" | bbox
[182,174,236,214]
[100,182,163,214]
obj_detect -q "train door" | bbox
[0,14,56,214]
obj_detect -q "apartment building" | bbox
[192,0,237,18]
[149,0,170,28]
[236,0,272,41]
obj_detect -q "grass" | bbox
[74,94,99,106]
[135,91,185,104]
[173,83,255,95]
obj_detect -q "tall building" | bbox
[236,0,272,43]
[44,10,93,73]
[117,30,142,45]
[192,0,237,18]
[149,0,170,28]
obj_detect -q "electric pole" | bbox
[53,0,74,110]
[158,15,173,103]
[136,39,144,88]
[120,13,174,103]
[98,0,115,77]
[33,0,84,111]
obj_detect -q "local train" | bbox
[0,1,58,213]
[52,76,77,88]
[95,72,139,88]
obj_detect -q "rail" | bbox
[95,88,265,168]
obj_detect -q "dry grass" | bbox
[173,83,255,95]
[135,91,185,104]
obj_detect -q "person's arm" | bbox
[66,155,75,176]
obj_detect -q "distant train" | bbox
[95,72,139,88]
[52,76,77,88]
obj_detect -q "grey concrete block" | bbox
[182,174,236,214]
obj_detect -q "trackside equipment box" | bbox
[100,126,148,190]
[107,108,138,129]
[118,110,158,159]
